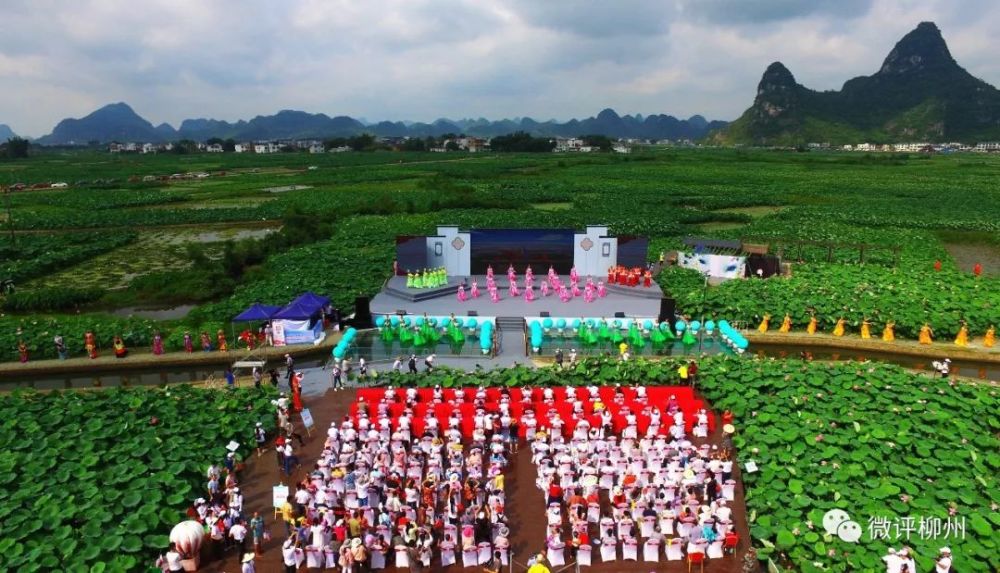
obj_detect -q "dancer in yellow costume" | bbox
[860,318,872,340]
[984,325,995,348]
[806,314,817,335]
[918,323,933,345]
[779,314,792,333]
[832,318,845,337]
[757,314,771,333]
[882,321,895,342]
[954,321,969,347]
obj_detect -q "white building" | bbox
[253,142,281,154]
[234,143,249,153]
[612,143,631,154]
[206,144,224,153]
[974,142,1000,152]
[141,143,156,154]
[309,144,325,154]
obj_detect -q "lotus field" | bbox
[0,385,276,572]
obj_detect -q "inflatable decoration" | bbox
[170,520,204,563]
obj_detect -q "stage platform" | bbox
[372,275,663,319]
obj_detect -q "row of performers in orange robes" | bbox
[757,314,995,347]
[607,266,653,287]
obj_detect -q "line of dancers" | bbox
[457,265,608,304]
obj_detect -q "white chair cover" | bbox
[443,524,458,544]
[331,477,345,494]
[577,544,592,567]
[462,546,479,568]
[587,503,601,523]
[376,525,391,544]
[722,480,736,501]
[641,516,656,537]
[707,540,724,559]
[440,546,456,567]
[370,549,386,570]
[618,519,633,539]
[677,521,692,538]
[599,472,614,490]
[717,520,731,536]
[622,538,638,561]
[478,542,492,564]
[394,546,409,568]
[547,542,566,567]
[305,546,323,568]
[599,541,616,562]
[666,539,684,561]
[344,491,358,509]
[659,518,674,536]
[324,548,337,569]
[643,539,661,562]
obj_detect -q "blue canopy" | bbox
[273,300,323,320]
[290,292,330,309]
[233,303,282,322]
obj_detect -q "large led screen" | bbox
[395,236,427,275]
[617,235,650,268]
[470,229,575,274]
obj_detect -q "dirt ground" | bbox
[201,385,753,573]
[943,242,1000,276]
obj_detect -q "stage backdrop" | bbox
[678,252,747,280]
[470,229,575,274]
[272,319,324,346]
[395,235,428,275]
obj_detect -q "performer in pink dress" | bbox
[525,265,534,284]
[490,288,500,303]
[559,286,571,302]
[524,283,535,302]
[486,275,496,291]
[457,284,467,302]
[597,281,607,298]
[470,280,480,298]
[541,281,550,297]
[572,283,582,297]
[584,283,595,303]
[487,265,494,280]
[570,266,579,285]
[509,279,520,297]
[507,264,516,284]
[548,265,556,282]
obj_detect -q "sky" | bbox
[1,0,999,137]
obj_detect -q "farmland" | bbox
[2,148,1000,360]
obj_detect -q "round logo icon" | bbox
[822,509,851,536]
[837,520,863,543]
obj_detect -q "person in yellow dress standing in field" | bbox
[954,321,969,346]
[860,318,872,340]
[757,314,771,333]
[919,323,933,345]
[779,314,792,333]
[832,318,846,337]
[983,325,995,347]
[882,321,895,342]
[806,313,817,335]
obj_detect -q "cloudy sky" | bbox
[2,0,999,136]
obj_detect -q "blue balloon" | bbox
[467,318,478,329]
[572,319,581,328]
[586,318,595,328]
[543,318,553,328]
[390,315,400,327]
[690,320,701,332]
[675,321,686,333]
[556,318,566,329]
[403,316,412,326]
[454,318,464,327]
[643,320,653,330]
[415,317,425,326]
[705,320,716,332]
[375,316,386,327]
[428,318,437,326]
[660,322,671,331]
[440,317,451,327]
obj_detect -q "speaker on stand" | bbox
[352,296,373,328]
[658,297,676,324]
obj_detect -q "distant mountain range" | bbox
[34,104,727,145]
[0,124,17,140]
[714,22,1000,145]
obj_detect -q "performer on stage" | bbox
[918,323,933,344]
[541,281,550,297]
[832,318,846,337]
[525,266,534,284]
[524,283,535,302]
[806,313,817,335]
[596,281,607,298]
[571,283,581,297]
[509,280,520,297]
[584,283,595,303]
[457,284,467,302]
[882,321,895,342]
[954,321,969,346]
[113,336,128,358]
[757,314,770,333]
[570,266,579,285]
[779,314,792,333]
[406,272,414,288]
[183,331,193,353]
[85,330,98,359]
[490,289,500,303]
[984,325,995,347]
[559,286,571,302]
[487,265,494,279]
[643,270,652,287]
[860,318,872,340]
[470,280,480,298]
[18,340,28,363]
[217,330,228,352]
[152,331,165,355]
[507,265,516,284]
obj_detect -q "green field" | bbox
[2,148,1000,360]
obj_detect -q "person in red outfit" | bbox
[973,262,982,277]
[933,260,942,272]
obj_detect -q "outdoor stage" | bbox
[371,275,664,319]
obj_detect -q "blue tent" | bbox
[233,303,282,322]
[290,292,331,309]
[273,300,324,320]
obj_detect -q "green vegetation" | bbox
[0,384,276,572]
[386,357,999,572]
[2,148,1000,361]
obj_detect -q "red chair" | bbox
[723,532,739,555]
[687,550,705,573]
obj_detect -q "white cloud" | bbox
[0,0,997,137]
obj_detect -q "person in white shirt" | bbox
[935,547,952,573]
[392,356,403,373]
[282,537,300,573]
[241,552,255,573]
[163,543,184,573]
[229,520,249,556]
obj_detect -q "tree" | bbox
[581,134,613,151]
[400,138,426,152]
[3,137,30,159]
[489,131,555,152]
[348,133,376,151]
[223,138,236,152]
[206,137,225,146]
[445,140,461,152]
